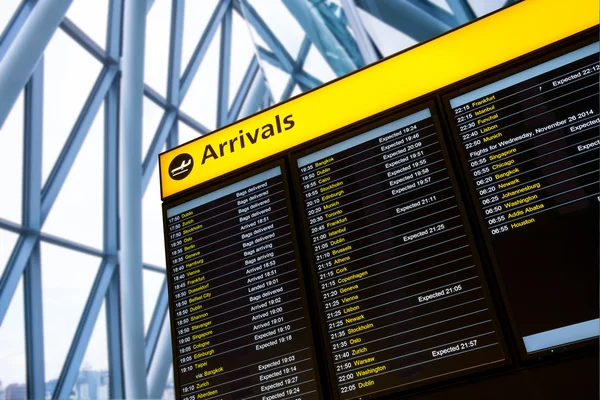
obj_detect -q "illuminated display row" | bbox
[165,167,320,400]
[448,42,599,353]
[295,109,505,400]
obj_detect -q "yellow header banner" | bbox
[159,0,598,199]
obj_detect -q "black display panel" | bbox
[446,40,600,355]
[292,107,506,399]
[163,165,321,400]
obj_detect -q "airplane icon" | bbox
[171,159,192,176]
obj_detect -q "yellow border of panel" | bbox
[159,0,599,199]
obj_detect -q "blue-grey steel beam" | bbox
[60,17,115,65]
[106,0,122,60]
[54,0,124,394]
[53,260,117,400]
[180,0,231,99]
[144,87,211,136]
[178,110,210,135]
[0,0,37,63]
[168,120,179,161]
[23,245,44,395]
[147,308,173,399]
[145,280,169,370]
[280,79,296,102]
[261,89,272,109]
[0,0,156,328]
[119,0,148,397]
[283,0,357,76]
[0,234,37,325]
[236,1,309,101]
[405,0,459,29]
[309,0,364,68]
[239,71,268,119]
[105,1,123,393]
[140,0,230,194]
[140,100,211,197]
[142,110,177,192]
[166,0,184,157]
[314,3,353,53]
[238,0,294,72]
[144,3,185,393]
[144,84,169,108]
[106,271,124,399]
[104,3,120,253]
[280,37,311,101]
[103,14,124,389]
[143,264,167,274]
[255,46,321,90]
[255,47,293,71]
[0,218,97,257]
[355,0,454,42]
[340,0,378,65]
[217,5,233,128]
[167,0,184,107]
[228,56,259,123]
[0,0,73,129]
[23,62,45,400]
[147,0,156,13]
[0,219,167,272]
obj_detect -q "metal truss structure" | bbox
[0,0,512,398]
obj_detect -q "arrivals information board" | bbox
[158,3,600,397]
[294,109,505,399]
[165,167,321,400]
[446,41,600,354]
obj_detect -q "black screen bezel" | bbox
[288,99,511,400]
[161,158,328,400]
[439,28,600,361]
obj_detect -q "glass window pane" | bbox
[356,8,416,57]
[0,91,23,224]
[468,0,507,18]
[142,159,166,268]
[0,278,26,390]
[145,0,172,96]
[42,104,104,249]
[178,120,201,145]
[143,269,165,333]
[72,300,109,400]
[290,84,302,99]
[244,22,270,50]
[43,30,103,185]
[246,0,304,57]
[0,0,22,38]
[179,26,221,131]
[143,96,165,160]
[229,12,257,107]
[0,229,20,279]
[428,0,453,14]
[65,0,109,48]
[303,44,336,84]
[41,242,100,381]
[181,0,220,74]
[260,62,289,102]
[162,366,175,400]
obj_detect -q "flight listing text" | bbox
[166,168,320,400]
[296,110,505,399]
